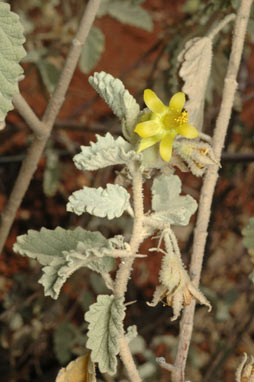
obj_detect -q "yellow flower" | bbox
[134,89,199,162]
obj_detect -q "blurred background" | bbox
[0,0,254,381]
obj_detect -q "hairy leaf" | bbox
[152,174,198,226]
[242,218,254,256]
[0,3,26,122]
[13,227,116,299]
[178,37,212,131]
[89,71,140,140]
[85,295,126,375]
[55,353,96,382]
[79,26,105,74]
[67,184,130,219]
[98,0,153,32]
[74,132,138,171]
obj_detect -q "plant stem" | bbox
[114,161,144,382]
[118,336,142,382]
[114,162,144,297]
[0,0,102,254]
[171,1,253,381]
[13,94,47,138]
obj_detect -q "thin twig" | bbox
[208,13,236,40]
[171,1,254,381]
[12,94,47,138]
[0,0,102,254]
[113,160,145,382]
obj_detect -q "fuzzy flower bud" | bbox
[174,138,219,176]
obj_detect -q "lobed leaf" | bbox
[74,132,138,171]
[151,174,198,226]
[13,227,117,299]
[85,295,126,375]
[89,71,140,140]
[67,183,130,219]
[0,2,26,123]
[178,37,212,131]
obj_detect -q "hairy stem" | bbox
[114,161,144,382]
[172,1,253,381]
[114,162,144,297]
[0,0,102,254]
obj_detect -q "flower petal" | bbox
[134,120,161,138]
[137,134,162,153]
[169,92,185,113]
[144,89,167,115]
[159,133,176,162]
[178,124,199,139]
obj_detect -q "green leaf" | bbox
[67,184,130,219]
[89,71,140,141]
[0,2,26,122]
[85,295,126,375]
[37,58,61,94]
[54,322,77,364]
[242,218,254,256]
[13,227,117,299]
[74,133,138,171]
[151,174,198,226]
[79,26,105,74]
[98,0,153,32]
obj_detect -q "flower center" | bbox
[174,110,188,125]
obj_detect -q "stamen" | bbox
[200,148,209,156]
[174,110,188,125]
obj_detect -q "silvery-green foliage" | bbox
[89,71,140,141]
[77,234,129,258]
[85,295,126,375]
[98,0,153,32]
[79,26,105,74]
[152,174,198,226]
[178,14,235,131]
[74,133,138,171]
[0,3,26,124]
[178,37,212,131]
[13,227,117,299]
[67,184,130,220]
